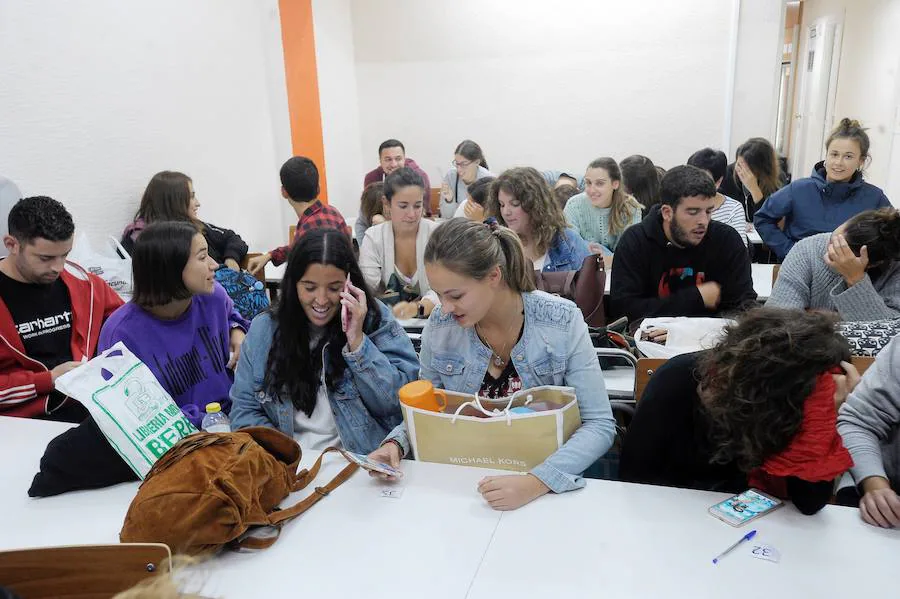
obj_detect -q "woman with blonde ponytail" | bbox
[367,217,616,511]
[755,118,891,261]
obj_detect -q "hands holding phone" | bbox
[341,276,368,352]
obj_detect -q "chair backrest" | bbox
[0,543,171,598]
[771,264,781,286]
[851,355,875,376]
[288,225,297,243]
[634,358,668,402]
[429,188,440,216]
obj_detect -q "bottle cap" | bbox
[205,402,221,414]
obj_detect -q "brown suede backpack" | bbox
[120,427,358,555]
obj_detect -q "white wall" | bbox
[344,0,784,185]
[0,0,292,252]
[796,0,900,197]
[730,0,785,156]
[312,0,366,219]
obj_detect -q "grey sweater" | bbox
[767,232,900,321]
[838,335,900,491]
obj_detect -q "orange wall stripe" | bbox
[278,0,328,202]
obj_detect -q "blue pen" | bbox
[711,529,757,564]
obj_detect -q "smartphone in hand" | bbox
[341,274,350,332]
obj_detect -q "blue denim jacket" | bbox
[385,291,616,493]
[230,301,419,454]
[544,228,592,272]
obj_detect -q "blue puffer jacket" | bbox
[754,161,890,260]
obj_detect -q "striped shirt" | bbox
[563,192,641,251]
[712,195,749,247]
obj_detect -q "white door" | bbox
[789,14,844,180]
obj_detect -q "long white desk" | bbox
[0,417,897,597]
[468,478,898,598]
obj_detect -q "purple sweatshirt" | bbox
[98,283,247,428]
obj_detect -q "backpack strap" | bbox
[232,447,358,551]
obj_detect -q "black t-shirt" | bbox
[0,272,73,370]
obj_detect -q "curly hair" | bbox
[8,196,74,242]
[487,167,568,256]
[698,308,850,472]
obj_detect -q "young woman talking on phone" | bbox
[367,218,616,511]
[229,229,419,454]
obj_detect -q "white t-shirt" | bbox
[453,199,469,218]
[293,329,341,450]
[532,253,549,271]
[293,384,341,451]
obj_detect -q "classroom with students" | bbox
[1,0,899,597]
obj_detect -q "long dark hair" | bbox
[844,207,900,267]
[263,229,381,417]
[131,222,201,308]
[619,155,661,213]
[135,171,202,228]
[734,138,782,197]
[698,308,849,471]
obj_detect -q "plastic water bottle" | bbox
[201,402,231,433]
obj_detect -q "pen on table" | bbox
[712,529,757,564]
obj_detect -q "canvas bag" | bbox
[402,386,580,472]
[67,232,133,301]
[120,428,358,555]
[53,342,197,478]
[635,317,733,359]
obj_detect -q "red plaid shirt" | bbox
[270,200,351,266]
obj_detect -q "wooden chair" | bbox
[288,225,296,243]
[771,264,781,286]
[851,355,875,376]
[429,188,440,216]
[0,543,171,598]
[634,358,668,403]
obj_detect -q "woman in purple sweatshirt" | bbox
[99,222,249,428]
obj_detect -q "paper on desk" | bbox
[749,543,780,563]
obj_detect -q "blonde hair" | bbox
[112,557,209,599]
[487,167,568,256]
[424,217,536,293]
[586,157,643,236]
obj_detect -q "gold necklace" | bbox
[476,298,523,368]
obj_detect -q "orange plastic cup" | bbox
[399,380,447,412]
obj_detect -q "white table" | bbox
[0,417,505,599]
[468,479,898,598]
[752,263,774,300]
[748,227,763,245]
[265,262,286,285]
[1,417,897,597]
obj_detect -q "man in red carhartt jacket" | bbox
[0,196,123,421]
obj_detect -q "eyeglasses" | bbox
[451,159,473,169]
